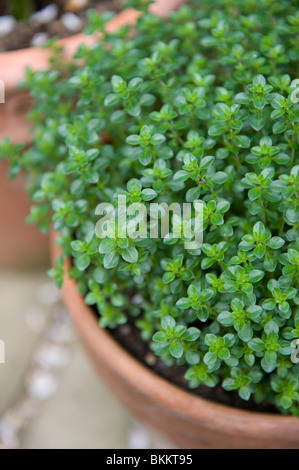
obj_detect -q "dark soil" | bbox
[108,311,278,414]
[0,0,123,52]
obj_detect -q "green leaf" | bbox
[185,350,200,365]
[261,351,277,373]
[176,297,191,309]
[161,315,176,330]
[264,320,279,335]
[235,92,251,104]
[238,324,253,342]
[173,170,189,181]
[152,134,166,145]
[163,272,175,284]
[128,77,143,90]
[235,135,251,148]
[262,298,276,310]
[253,74,266,86]
[253,221,266,236]
[174,325,187,337]
[210,213,224,225]
[127,178,142,193]
[99,238,116,254]
[169,342,184,359]
[218,348,230,360]
[218,311,234,327]
[273,120,288,134]
[200,156,215,169]
[71,240,85,252]
[204,351,218,366]
[201,258,214,269]
[208,122,227,136]
[211,171,228,184]
[248,269,265,283]
[186,187,201,202]
[142,188,157,201]
[183,327,201,341]
[104,94,119,106]
[250,115,266,131]
[111,75,125,91]
[76,254,91,271]
[126,135,141,146]
[239,387,251,401]
[266,237,285,250]
[153,332,168,342]
[103,252,119,269]
[249,338,265,352]
[248,187,261,201]
[122,246,138,263]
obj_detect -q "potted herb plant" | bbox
[2,0,299,448]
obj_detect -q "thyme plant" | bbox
[1,0,299,415]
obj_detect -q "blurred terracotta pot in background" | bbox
[0,38,52,267]
[0,88,48,268]
[0,160,48,268]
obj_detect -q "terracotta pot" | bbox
[0,0,185,267]
[0,160,48,267]
[50,233,299,449]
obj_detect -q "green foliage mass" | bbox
[1,0,299,415]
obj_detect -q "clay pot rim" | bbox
[50,231,299,439]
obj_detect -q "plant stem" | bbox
[278,218,285,237]
[11,0,35,21]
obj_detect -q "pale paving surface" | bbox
[0,268,175,449]
[0,269,53,416]
[21,342,132,449]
